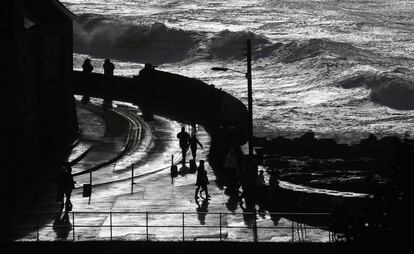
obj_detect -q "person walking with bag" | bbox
[194,160,210,199]
[63,166,76,211]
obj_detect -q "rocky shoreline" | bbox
[254,131,413,193]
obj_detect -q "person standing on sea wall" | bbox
[81,58,94,104]
[102,58,115,110]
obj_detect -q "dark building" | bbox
[1,0,78,216]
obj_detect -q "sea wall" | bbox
[73,67,249,171]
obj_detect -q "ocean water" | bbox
[62,0,414,144]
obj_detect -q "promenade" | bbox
[11,98,332,243]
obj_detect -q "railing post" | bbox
[72,212,75,241]
[146,212,149,241]
[182,212,185,242]
[291,220,294,242]
[110,211,113,241]
[88,170,92,205]
[36,213,39,241]
[219,213,222,241]
[304,224,307,238]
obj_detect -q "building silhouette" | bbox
[1,0,78,217]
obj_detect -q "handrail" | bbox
[7,211,335,242]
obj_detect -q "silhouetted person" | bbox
[56,167,66,211]
[103,58,114,76]
[223,148,240,193]
[239,156,258,208]
[81,58,94,104]
[177,127,191,167]
[195,160,210,199]
[191,123,197,137]
[195,197,210,225]
[267,171,280,203]
[189,134,203,161]
[256,170,266,204]
[83,58,93,73]
[102,58,115,110]
[63,166,76,211]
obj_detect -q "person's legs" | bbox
[57,191,64,211]
[191,147,196,161]
[203,185,210,198]
[65,191,72,209]
[181,146,188,166]
[195,186,200,198]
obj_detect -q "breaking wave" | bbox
[273,38,375,64]
[206,29,278,59]
[337,71,414,110]
[74,14,200,64]
[74,14,377,68]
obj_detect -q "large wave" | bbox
[206,29,279,59]
[207,36,379,65]
[273,38,376,64]
[74,15,285,63]
[74,14,201,64]
[336,70,414,110]
[74,13,378,67]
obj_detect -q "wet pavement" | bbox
[13,99,333,243]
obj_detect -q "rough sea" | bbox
[62,0,414,145]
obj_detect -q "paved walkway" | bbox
[13,99,332,243]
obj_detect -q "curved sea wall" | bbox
[73,68,249,171]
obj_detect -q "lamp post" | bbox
[211,39,253,157]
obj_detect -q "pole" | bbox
[246,39,253,157]
[246,39,257,242]
[131,164,134,194]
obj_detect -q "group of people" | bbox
[81,58,115,77]
[176,126,209,200]
[81,58,115,107]
[176,125,276,205]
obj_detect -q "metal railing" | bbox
[7,211,337,242]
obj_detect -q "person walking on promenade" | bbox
[195,160,210,199]
[103,58,115,110]
[256,170,266,204]
[81,58,94,104]
[63,166,76,211]
[177,126,191,167]
[224,148,240,193]
[189,134,203,161]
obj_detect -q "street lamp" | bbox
[212,40,256,243]
[211,39,253,157]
